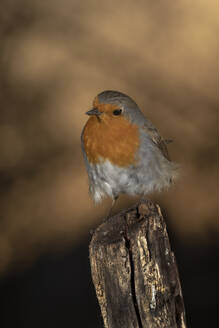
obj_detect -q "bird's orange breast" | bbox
[82,114,140,167]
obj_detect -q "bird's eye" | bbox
[113,109,122,116]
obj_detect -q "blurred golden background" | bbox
[0,1,218,327]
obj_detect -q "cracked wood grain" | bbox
[89,199,187,328]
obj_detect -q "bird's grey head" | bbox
[97,90,146,126]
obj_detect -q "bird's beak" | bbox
[86,108,102,116]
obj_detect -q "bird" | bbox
[81,90,178,215]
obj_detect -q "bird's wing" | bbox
[142,122,170,160]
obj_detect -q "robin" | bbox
[81,90,178,214]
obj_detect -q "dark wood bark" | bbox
[89,199,187,328]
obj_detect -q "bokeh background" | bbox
[0,1,219,327]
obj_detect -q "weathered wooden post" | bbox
[89,199,187,328]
